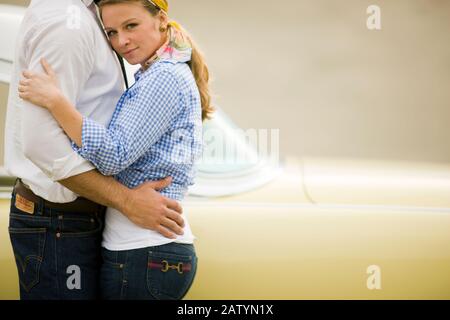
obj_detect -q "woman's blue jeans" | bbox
[100,242,198,300]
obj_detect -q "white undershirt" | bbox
[102,203,196,251]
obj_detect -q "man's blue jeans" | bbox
[8,185,105,300]
[100,242,198,300]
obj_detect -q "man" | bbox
[5,0,185,299]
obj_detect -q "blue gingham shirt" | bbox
[72,58,203,200]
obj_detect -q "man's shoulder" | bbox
[24,0,96,37]
[27,0,90,14]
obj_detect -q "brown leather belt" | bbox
[14,179,103,214]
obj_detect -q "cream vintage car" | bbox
[1,4,450,300]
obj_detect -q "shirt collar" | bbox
[82,0,94,7]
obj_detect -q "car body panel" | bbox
[303,157,450,208]
[182,201,450,299]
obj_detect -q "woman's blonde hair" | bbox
[98,0,214,121]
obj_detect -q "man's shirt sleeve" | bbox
[21,17,96,181]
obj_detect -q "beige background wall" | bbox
[1,0,449,164]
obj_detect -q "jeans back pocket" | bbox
[8,227,46,292]
[147,250,197,300]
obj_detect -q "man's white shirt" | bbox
[4,0,124,202]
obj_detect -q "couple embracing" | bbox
[5,0,212,300]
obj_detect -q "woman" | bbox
[18,0,213,300]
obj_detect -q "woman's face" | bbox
[102,2,167,66]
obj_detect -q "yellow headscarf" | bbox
[149,0,181,31]
[150,0,168,13]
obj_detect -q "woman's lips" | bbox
[123,48,138,56]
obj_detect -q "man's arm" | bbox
[21,17,96,180]
[59,169,185,239]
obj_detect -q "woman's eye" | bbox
[106,30,117,37]
[126,23,137,30]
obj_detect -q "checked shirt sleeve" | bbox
[73,69,181,176]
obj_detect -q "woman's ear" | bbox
[158,11,169,29]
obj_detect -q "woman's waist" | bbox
[104,205,193,240]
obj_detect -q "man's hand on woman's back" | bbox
[59,172,184,239]
[121,177,185,239]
